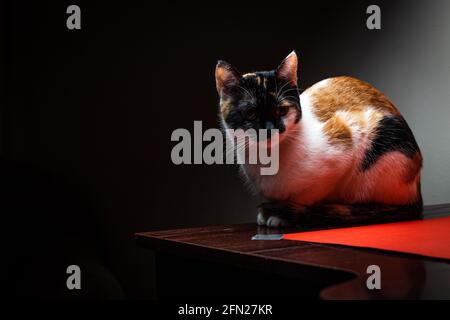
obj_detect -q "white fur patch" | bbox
[312,78,330,89]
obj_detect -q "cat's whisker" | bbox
[274,77,279,98]
[277,90,300,105]
[277,95,300,104]
[280,87,299,94]
[278,89,300,100]
[278,94,299,101]
[275,81,293,99]
[225,136,251,160]
[236,85,256,102]
[276,80,293,95]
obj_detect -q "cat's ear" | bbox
[215,60,241,95]
[276,51,298,85]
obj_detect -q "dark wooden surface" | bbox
[136,204,450,300]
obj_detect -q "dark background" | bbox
[1,0,449,299]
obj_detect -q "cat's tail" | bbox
[295,183,424,227]
[258,188,423,228]
[258,183,423,228]
[288,201,423,228]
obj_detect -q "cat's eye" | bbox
[278,104,290,117]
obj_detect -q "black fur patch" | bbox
[361,115,420,171]
[258,201,423,228]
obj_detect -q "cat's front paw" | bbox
[256,210,268,226]
[257,205,292,228]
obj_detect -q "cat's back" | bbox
[302,76,400,121]
[298,76,422,205]
[300,76,409,152]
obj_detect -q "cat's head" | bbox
[215,51,301,144]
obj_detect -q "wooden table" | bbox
[136,204,450,300]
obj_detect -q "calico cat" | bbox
[215,51,423,228]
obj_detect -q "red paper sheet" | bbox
[283,216,450,260]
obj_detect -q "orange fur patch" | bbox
[279,99,294,107]
[243,73,261,85]
[323,115,353,148]
[327,204,352,216]
[308,77,400,122]
[220,100,232,119]
[215,67,228,92]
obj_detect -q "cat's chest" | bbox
[244,165,293,200]
[243,154,312,201]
